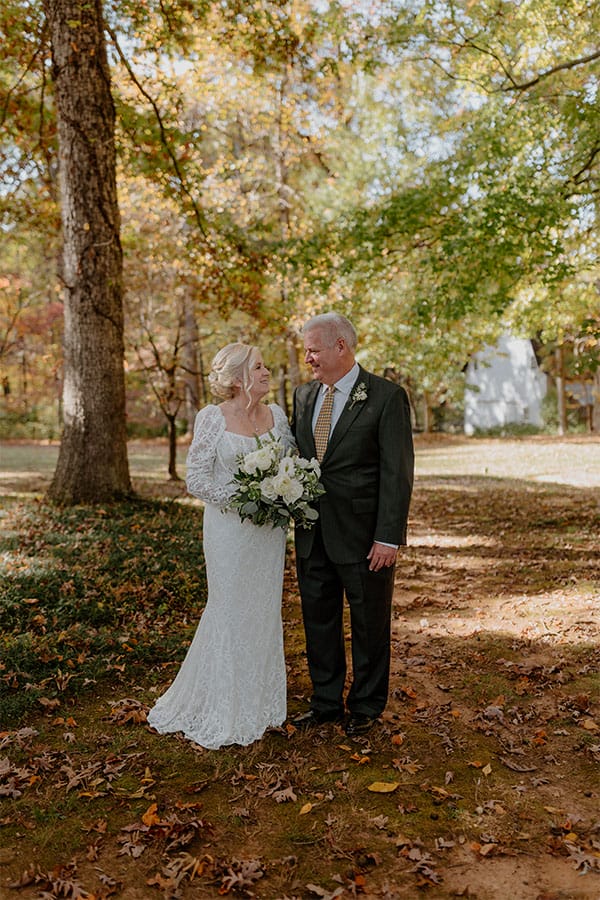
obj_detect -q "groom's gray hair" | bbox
[302,312,357,350]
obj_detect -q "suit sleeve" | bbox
[290,388,298,439]
[375,386,414,546]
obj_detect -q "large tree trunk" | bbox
[46,0,131,503]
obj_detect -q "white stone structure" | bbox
[464,334,547,435]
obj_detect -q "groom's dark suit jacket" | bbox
[292,366,414,565]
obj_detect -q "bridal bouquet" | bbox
[229,434,325,530]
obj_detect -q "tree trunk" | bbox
[555,345,567,436]
[286,331,301,389]
[46,0,131,503]
[182,298,200,437]
[167,414,180,481]
[277,365,288,415]
[422,391,432,434]
[593,368,600,433]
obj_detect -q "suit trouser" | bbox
[296,524,395,717]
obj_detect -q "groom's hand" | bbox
[367,542,397,572]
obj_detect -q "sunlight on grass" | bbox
[411,533,499,548]
[415,437,600,487]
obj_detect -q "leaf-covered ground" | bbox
[0,437,599,900]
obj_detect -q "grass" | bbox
[0,437,599,898]
[0,495,205,723]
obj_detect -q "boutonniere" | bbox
[349,382,368,410]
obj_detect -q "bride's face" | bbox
[248,352,271,400]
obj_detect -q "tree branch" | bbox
[0,34,47,128]
[104,22,211,242]
[496,48,600,92]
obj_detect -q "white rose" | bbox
[254,447,275,471]
[259,476,279,501]
[273,473,304,504]
[278,456,296,477]
[241,446,274,475]
[240,451,260,475]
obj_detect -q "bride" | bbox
[147,342,295,749]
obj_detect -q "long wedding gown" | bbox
[147,403,294,750]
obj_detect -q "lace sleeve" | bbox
[271,404,296,452]
[185,405,232,507]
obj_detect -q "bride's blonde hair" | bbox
[208,342,260,405]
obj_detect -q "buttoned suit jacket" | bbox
[291,366,414,565]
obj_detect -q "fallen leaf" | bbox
[368,781,399,793]
[499,757,537,772]
[141,803,161,827]
[581,718,599,733]
[38,697,61,710]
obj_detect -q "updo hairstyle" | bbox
[208,342,260,405]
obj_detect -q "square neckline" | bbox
[218,403,275,438]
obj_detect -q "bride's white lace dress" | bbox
[147,403,294,750]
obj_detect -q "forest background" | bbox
[1,0,599,494]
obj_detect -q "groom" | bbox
[291,313,414,736]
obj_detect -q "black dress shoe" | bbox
[345,713,378,737]
[290,709,344,728]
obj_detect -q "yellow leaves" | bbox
[142,803,163,827]
[581,717,599,733]
[467,760,492,774]
[367,781,399,793]
[350,752,371,765]
[471,841,497,857]
[398,684,418,700]
[51,716,78,728]
[299,802,313,815]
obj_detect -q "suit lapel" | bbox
[323,368,370,460]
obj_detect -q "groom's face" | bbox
[303,327,347,385]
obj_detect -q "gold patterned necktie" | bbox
[314,385,335,462]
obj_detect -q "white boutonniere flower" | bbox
[349,382,368,410]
